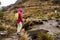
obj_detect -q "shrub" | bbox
[0,11,4,17]
[0,26,7,31]
[37,32,55,40]
[52,0,60,5]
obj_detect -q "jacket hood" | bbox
[18,8,23,12]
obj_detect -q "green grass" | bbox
[0,11,4,17]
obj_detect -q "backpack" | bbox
[14,13,18,20]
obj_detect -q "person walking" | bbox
[15,8,23,35]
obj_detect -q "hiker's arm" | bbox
[19,13,23,22]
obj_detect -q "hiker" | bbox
[14,8,23,35]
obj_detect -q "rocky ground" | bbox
[0,19,60,40]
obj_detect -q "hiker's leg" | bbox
[17,23,20,33]
[19,22,22,32]
[17,22,22,33]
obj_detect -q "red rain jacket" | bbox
[16,8,23,23]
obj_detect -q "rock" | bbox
[0,31,7,36]
[2,38,13,40]
[54,34,60,40]
[27,29,49,35]
[57,35,60,39]
[56,25,60,28]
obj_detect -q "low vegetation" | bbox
[0,11,4,18]
[37,32,55,40]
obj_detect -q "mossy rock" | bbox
[55,32,60,35]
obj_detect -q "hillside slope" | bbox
[3,0,60,20]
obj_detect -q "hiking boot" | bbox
[17,32,21,35]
